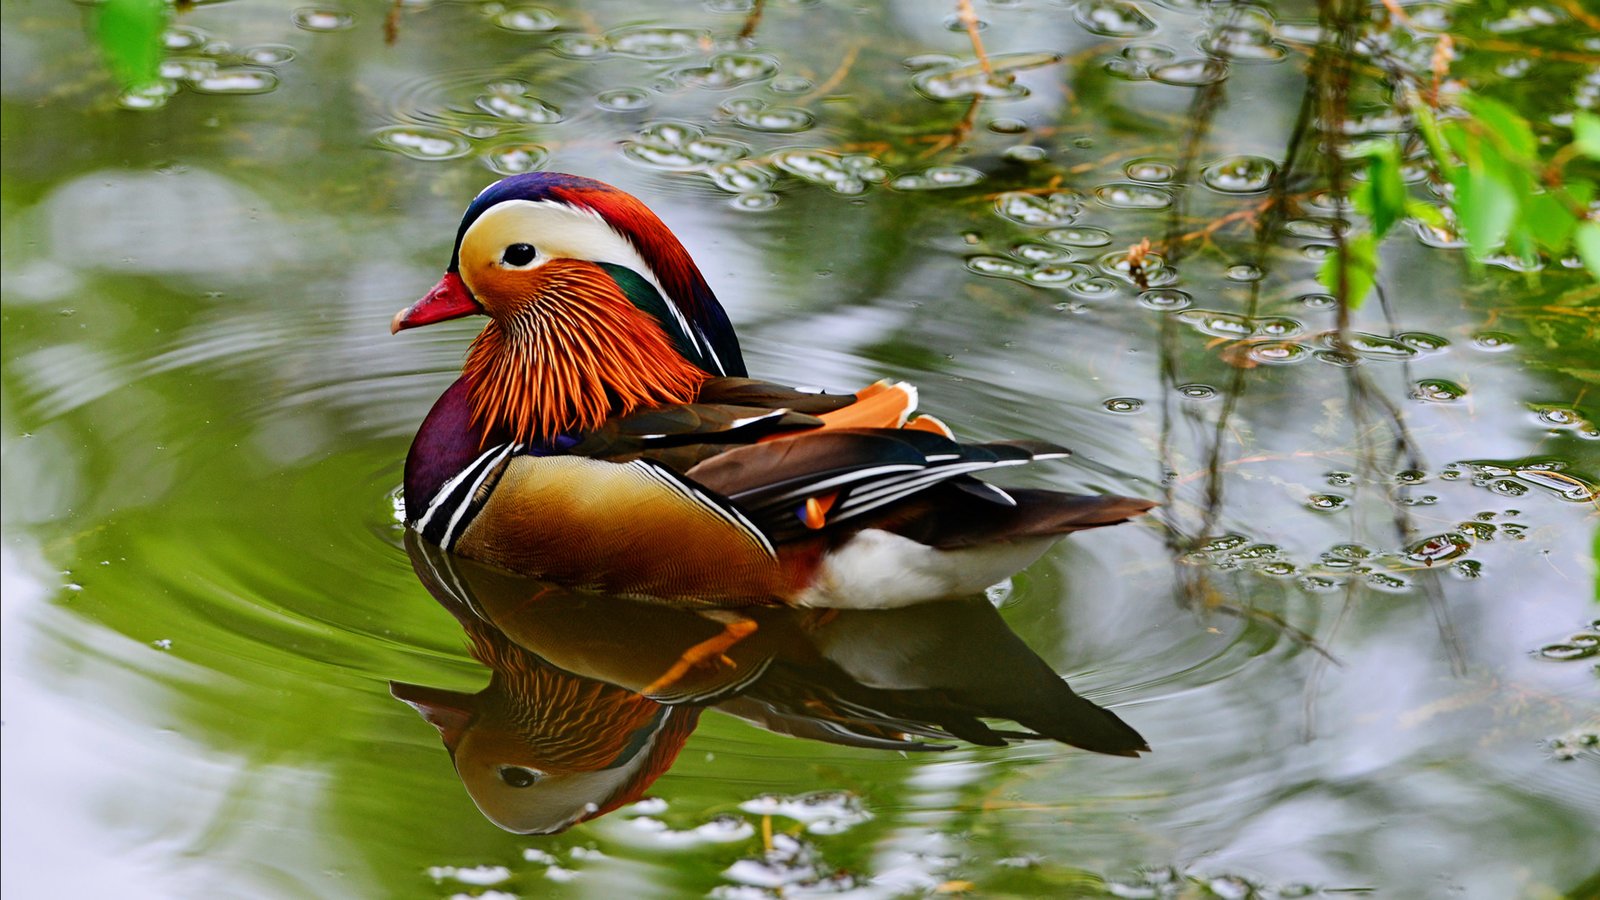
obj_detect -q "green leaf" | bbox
[1463,95,1538,161]
[1318,232,1379,309]
[1574,221,1600,280]
[1352,140,1407,238]
[1412,104,1451,168]
[1440,119,1472,162]
[1526,192,1578,253]
[1574,112,1600,160]
[96,0,169,91]
[1457,169,1518,258]
[1405,201,1448,229]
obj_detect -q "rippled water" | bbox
[3,0,1597,897]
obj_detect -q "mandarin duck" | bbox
[396,535,1146,833]
[392,172,1153,608]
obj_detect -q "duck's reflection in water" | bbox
[393,532,1147,834]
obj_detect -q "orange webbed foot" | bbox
[642,615,759,695]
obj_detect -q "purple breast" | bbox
[403,377,488,522]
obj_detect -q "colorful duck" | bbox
[392,173,1152,607]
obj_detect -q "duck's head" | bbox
[392,173,746,441]
[390,651,701,834]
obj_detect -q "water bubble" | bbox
[1225,263,1263,282]
[740,792,872,832]
[892,166,985,190]
[1103,397,1144,413]
[1004,145,1048,163]
[1486,5,1563,33]
[773,149,885,195]
[1107,42,1177,79]
[1150,58,1229,86]
[733,104,815,133]
[1248,342,1307,364]
[1411,218,1468,249]
[1202,155,1277,193]
[1014,242,1075,262]
[241,44,297,65]
[1040,226,1109,248]
[1138,288,1192,309]
[772,75,812,93]
[1175,309,1251,337]
[1472,331,1515,351]
[1178,383,1216,399]
[1313,349,1360,367]
[597,87,652,111]
[475,88,563,124]
[677,53,781,89]
[1104,57,1147,80]
[1095,248,1173,286]
[731,191,780,211]
[911,51,1061,100]
[162,56,216,81]
[1254,317,1301,336]
[1407,532,1471,565]
[708,162,778,193]
[118,81,178,110]
[164,25,207,50]
[373,126,472,160]
[995,191,1084,226]
[1307,493,1345,510]
[1074,0,1157,36]
[551,34,609,58]
[1367,572,1410,592]
[482,142,549,174]
[1036,265,1093,287]
[1538,635,1599,661]
[989,117,1029,134]
[1061,275,1115,295]
[610,26,706,59]
[1094,183,1172,209]
[1298,292,1336,309]
[1200,26,1286,60]
[190,68,280,94]
[1536,407,1577,426]
[291,8,355,31]
[967,256,1032,279]
[1125,159,1175,182]
[1399,331,1449,352]
[1344,332,1417,359]
[1124,43,1177,64]
[1283,218,1346,240]
[493,6,559,31]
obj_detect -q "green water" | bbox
[2,0,1597,897]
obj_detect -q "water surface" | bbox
[2,0,1597,897]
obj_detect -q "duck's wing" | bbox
[684,428,1072,543]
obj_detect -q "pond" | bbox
[2,0,1597,897]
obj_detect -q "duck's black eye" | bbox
[502,243,537,267]
[498,766,539,788]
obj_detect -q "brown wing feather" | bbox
[874,486,1155,549]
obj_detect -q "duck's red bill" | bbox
[391,272,481,334]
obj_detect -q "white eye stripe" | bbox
[465,198,664,284]
[462,198,728,373]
